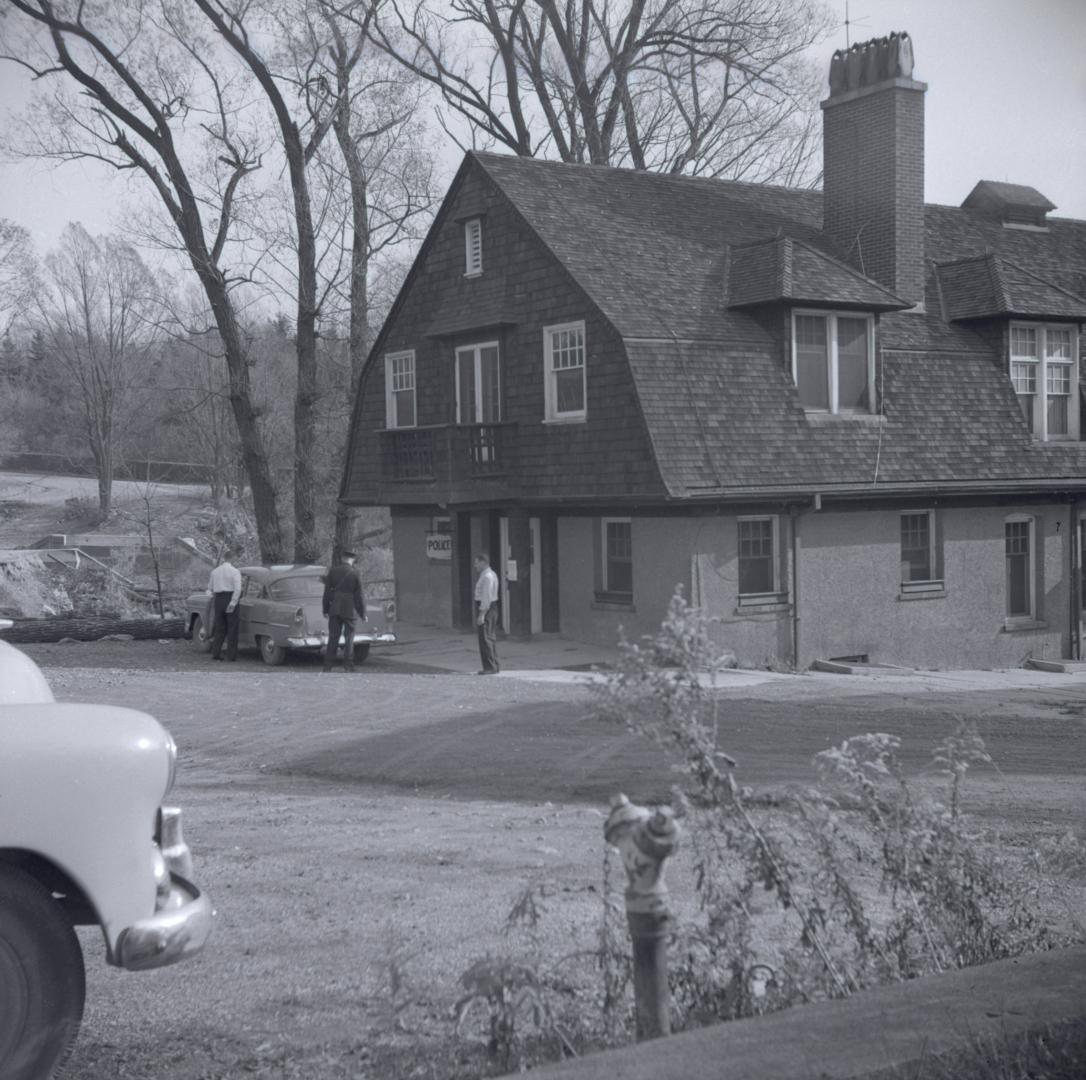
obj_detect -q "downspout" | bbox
[1071,500,1081,661]
[790,493,821,669]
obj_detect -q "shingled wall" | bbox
[342,158,665,506]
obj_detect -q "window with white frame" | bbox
[1005,516,1035,620]
[1010,323,1079,440]
[900,510,943,593]
[455,342,501,424]
[600,518,633,599]
[737,516,784,601]
[384,350,416,428]
[464,218,482,276]
[792,311,875,413]
[544,321,586,421]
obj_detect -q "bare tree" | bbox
[33,224,161,518]
[309,0,437,552]
[0,218,37,335]
[372,0,831,183]
[1,0,288,559]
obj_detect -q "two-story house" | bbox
[341,33,1086,670]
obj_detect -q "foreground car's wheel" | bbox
[190,614,212,654]
[352,643,371,665]
[259,636,286,666]
[0,867,85,1080]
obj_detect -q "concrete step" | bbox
[1026,658,1086,673]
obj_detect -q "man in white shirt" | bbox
[207,548,243,662]
[473,552,500,675]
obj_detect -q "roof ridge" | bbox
[471,149,817,198]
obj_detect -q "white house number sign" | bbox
[426,533,452,560]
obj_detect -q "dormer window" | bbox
[791,311,875,413]
[1009,322,1078,440]
[464,218,482,276]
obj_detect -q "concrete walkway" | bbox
[382,621,1086,697]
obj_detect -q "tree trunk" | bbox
[331,91,371,558]
[200,268,287,562]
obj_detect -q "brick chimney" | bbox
[821,32,926,306]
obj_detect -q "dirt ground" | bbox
[20,639,1086,1079]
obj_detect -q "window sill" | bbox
[463,271,483,280]
[737,593,790,612]
[1002,617,1047,632]
[898,581,946,600]
[543,414,587,425]
[593,593,634,612]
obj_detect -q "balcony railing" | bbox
[380,423,516,484]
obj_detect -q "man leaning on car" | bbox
[322,549,366,672]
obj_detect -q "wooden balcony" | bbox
[378,423,518,501]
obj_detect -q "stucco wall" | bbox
[556,514,792,664]
[799,503,1069,669]
[392,513,453,627]
[552,505,1072,670]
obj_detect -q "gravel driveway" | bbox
[23,640,1085,1078]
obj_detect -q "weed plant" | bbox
[450,589,1083,1073]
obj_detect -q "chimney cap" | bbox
[829,31,914,96]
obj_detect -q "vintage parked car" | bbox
[0,622,213,1080]
[184,563,397,666]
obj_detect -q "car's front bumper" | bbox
[115,874,214,971]
[286,632,397,648]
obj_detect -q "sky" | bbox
[0,0,1084,256]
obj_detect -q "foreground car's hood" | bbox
[0,639,56,704]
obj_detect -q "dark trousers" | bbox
[324,616,357,670]
[210,591,239,660]
[477,605,499,672]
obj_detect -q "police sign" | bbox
[426,533,452,560]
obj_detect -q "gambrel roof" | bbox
[470,151,1086,499]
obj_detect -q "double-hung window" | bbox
[543,321,586,421]
[384,350,416,428]
[737,516,787,605]
[599,518,633,601]
[1010,323,1078,440]
[792,311,875,413]
[464,218,483,276]
[899,510,943,594]
[1005,516,1035,621]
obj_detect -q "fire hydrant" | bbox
[604,792,680,1040]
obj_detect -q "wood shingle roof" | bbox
[471,152,1086,499]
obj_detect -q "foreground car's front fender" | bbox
[0,702,176,956]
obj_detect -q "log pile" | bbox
[0,616,187,644]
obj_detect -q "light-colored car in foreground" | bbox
[184,563,397,666]
[0,623,213,1079]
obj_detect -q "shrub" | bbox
[588,588,1067,1029]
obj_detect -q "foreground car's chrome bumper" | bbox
[115,874,214,971]
[286,632,397,648]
